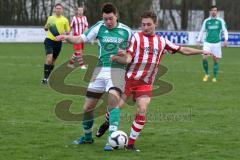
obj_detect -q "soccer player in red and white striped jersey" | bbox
[68,7,88,69]
[96,11,212,152]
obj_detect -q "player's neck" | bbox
[55,14,62,18]
[211,15,217,18]
[142,32,155,37]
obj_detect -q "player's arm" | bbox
[164,38,211,56]
[111,50,133,64]
[178,47,211,56]
[84,16,89,32]
[222,19,228,47]
[196,20,206,47]
[44,17,49,31]
[56,35,84,44]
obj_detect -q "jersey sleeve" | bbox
[164,38,181,54]
[127,34,137,58]
[221,19,228,41]
[197,19,207,42]
[45,16,50,27]
[80,21,102,42]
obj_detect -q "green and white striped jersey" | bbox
[80,21,132,68]
[197,17,228,43]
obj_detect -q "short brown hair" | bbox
[55,3,63,8]
[141,11,157,23]
[101,2,117,15]
[210,5,218,10]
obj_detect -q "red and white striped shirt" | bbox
[71,16,88,36]
[126,32,181,84]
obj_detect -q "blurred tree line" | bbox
[0,0,239,31]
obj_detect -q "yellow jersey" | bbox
[45,15,70,41]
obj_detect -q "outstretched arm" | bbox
[56,35,84,44]
[179,47,211,56]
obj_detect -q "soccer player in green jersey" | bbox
[56,3,132,151]
[42,3,70,85]
[197,5,228,82]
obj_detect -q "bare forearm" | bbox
[65,35,83,44]
[111,54,132,64]
[179,47,205,55]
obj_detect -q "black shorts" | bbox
[44,38,62,59]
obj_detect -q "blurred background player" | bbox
[68,7,88,69]
[56,3,133,151]
[42,3,70,84]
[97,11,212,152]
[197,5,228,82]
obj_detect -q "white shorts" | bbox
[203,42,222,58]
[87,67,126,93]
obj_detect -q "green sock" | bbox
[109,107,121,136]
[82,111,94,141]
[213,62,219,78]
[202,60,209,75]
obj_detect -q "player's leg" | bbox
[104,88,122,151]
[42,38,54,84]
[212,57,220,82]
[96,72,129,138]
[212,43,222,82]
[68,43,86,69]
[126,95,150,152]
[96,94,127,138]
[73,95,101,144]
[104,68,126,151]
[73,67,104,144]
[125,81,152,152]
[202,42,211,81]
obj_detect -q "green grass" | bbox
[0,43,240,160]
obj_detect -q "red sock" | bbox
[69,52,83,65]
[128,114,146,145]
[74,52,84,66]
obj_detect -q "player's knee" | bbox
[83,98,98,112]
[108,88,122,107]
[46,55,53,64]
[137,106,147,115]
[83,103,94,111]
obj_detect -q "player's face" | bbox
[55,5,63,16]
[103,13,118,29]
[210,7,218,17]
[141,18,156,36]
[77,7,84,16]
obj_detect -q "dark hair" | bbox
[210,5,217,10]
[141,11,157,23]
[55,3,63,8]
[75,6,84,15]
[101,2,117,15]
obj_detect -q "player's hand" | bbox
[117,49,126,56]
[56,35,66,41]
[202,50,212,56]
[223,40,228,47]
[110,55,117,62]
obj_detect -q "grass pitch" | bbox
[0,43,240,160]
